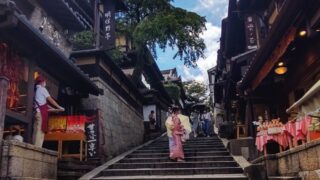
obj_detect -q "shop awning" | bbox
[286,80,320,113]
[0,11,103,95]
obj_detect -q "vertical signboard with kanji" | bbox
[244,15,259,50]
[101,0,116,49]
[85,115,99,159]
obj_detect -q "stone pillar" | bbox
[0,76,9,142]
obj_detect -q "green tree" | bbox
[118,0,206,82]
[71,31,95,50]
[183,81,207,103]
[164,83,181,102]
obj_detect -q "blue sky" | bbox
[156,0,228,84]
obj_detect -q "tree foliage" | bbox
[164,83,181,102]
[183,81,207,103]
[71,30,95,50]
[118,0,206,67]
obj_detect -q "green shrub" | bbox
[72,31,95,50]
[164,83,181,101]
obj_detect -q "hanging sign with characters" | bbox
[101,0,116,49]
[85,113,99,158]
[244,15,259,50]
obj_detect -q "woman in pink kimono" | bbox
[166,106,185,162]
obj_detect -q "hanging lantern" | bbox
[299,30,307,37]
[275,62,288,75]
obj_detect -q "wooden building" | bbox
[209,2,320,178]
[212,0,319,136]
[0,0,152,179]
[0,0,103,179]
[0,0,102,144]
[238,0,320,135]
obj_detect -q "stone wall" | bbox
[160,110,167,130]
[277,140,320,179]
[253,139,320,180]
[81,77,144,160]
[229,137,259,161]
[0,140,58,179]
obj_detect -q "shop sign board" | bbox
[85,116,99,158]
[101,0,116,49]
[245,15,259,50]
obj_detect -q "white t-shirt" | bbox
[35,85,50,112]
[202,112,212,121]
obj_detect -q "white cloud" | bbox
[180,22,221,84]
[195,0,228,21]
[197,0,227,9]
[176,0,228,84]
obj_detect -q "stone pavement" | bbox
[81,134,248,179]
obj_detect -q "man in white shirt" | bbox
[33,76,64,147]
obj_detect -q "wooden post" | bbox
[0,76,9,142]
[80,139,83,161]
[279,144,283,152]
[94,0,101,49]
[263,145,267,156]
[288,135,293,149]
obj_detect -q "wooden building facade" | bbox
[213,0,320,138]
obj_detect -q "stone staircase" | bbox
[58,159,101,180]
[85,135,248,179]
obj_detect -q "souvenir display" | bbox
[256,113,320,153]
[48,115,87,133]
[256,118,283,135]
[0,43,27,113]
[48,116,67,132]
[308,117,320,141]
[66,115,86,132]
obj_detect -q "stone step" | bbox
[154,140,222,144]
[134,148,227,153]
[139,144,227,150]
[155,138,221,142]
[268,176,302,180]
[141,146,226,150]
[57,159,101,180]
[101,167,244,176]
[140,147,227,151]
[85,135,248,180]
[144,144,226,148]
[92,174,248,180]
[152,138,222,142]
[149,142,224,146]
[120,156,235,163]
[58,163,97,171]
[101,167,243,177]
[58,170,84,178]
[110,161,239,169]
[128,151,230,158]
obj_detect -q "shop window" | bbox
[0,45,29,115]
